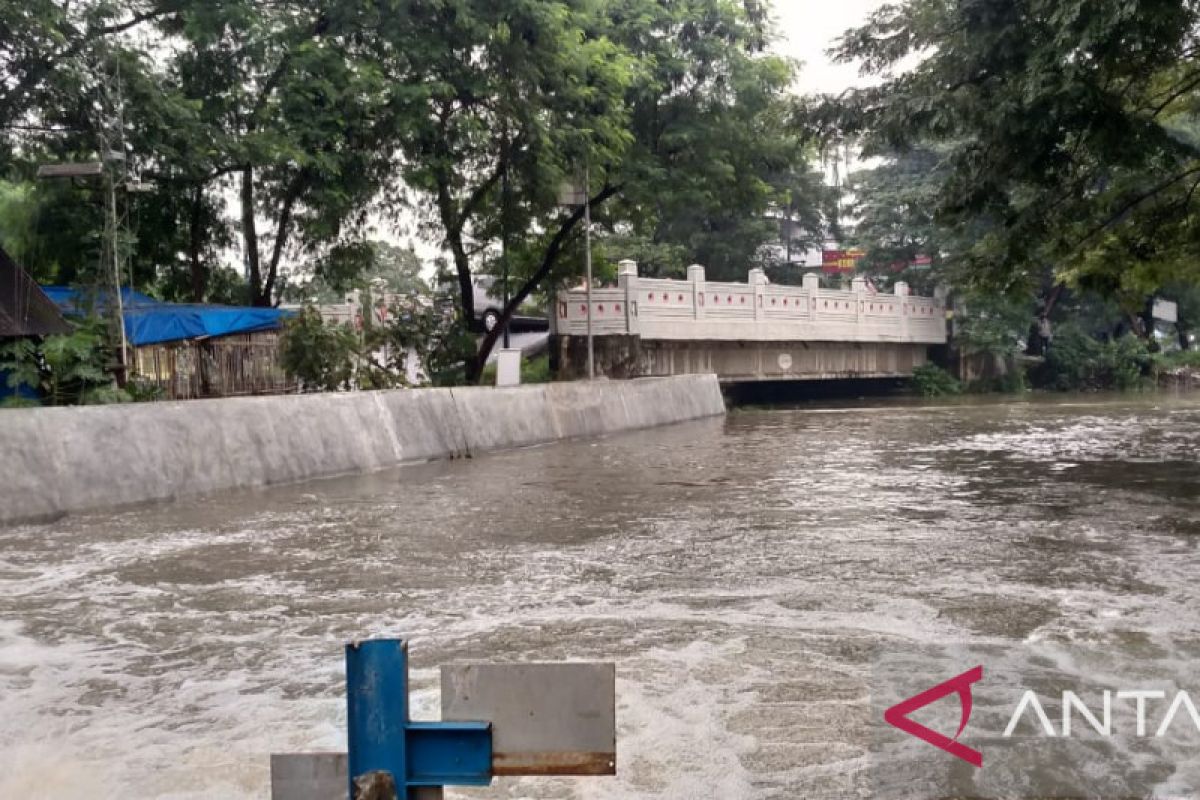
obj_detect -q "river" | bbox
[1,394,1198,799]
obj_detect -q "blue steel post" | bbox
[345,638,492,798]
[346,639,409,796]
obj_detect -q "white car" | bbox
[472,275,504,332]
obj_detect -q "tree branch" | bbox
[1073,165,1200,251]
[264,170,310,305]
[472,183,623,379]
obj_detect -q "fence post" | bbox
[803,272,820,322]
[688,264,706,321]
[618,259,639,336]
[748,268,767,321]
[852,276,866,337]
[894,281,910,341]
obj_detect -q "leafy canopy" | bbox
[832,0,1200,306]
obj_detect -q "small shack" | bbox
[1,247,71,400]
[43,286,294,399]
[1,247,70,339]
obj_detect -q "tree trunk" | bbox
[263,172,306,308]
[187,185,207,302]
[241,166,265,306]
[469,184,621,383]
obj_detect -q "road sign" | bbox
[1153,298,1179,323]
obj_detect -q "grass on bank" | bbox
[478,354,553,386]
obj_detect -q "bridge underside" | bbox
[552,335,930,383]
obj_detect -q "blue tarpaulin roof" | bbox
[42,286,293,346]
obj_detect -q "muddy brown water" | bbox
[1,394,1198,798]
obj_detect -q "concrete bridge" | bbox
[551,260,947,382]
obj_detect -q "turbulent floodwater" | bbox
[1,394,1199,799]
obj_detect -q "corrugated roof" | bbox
[0,247,71,338]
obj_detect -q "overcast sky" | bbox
[772,1,885,94]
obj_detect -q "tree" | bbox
[158,2,409,307]
[831,0,1200,311]
[383,0,811,381]
[0,1,183,146]
[848,146,948,277]
[282,240,430,304]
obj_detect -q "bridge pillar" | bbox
[618,260,639,335]
[688,264,706,320]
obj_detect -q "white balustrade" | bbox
[555,264,946,345]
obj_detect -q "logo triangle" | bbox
[883,665,984,767]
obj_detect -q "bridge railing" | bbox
[554,261,946,344]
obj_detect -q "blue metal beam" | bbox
[407,722,491,786]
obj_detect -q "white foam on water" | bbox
[0,396,1197,798]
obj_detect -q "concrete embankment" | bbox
[0,375,725,525]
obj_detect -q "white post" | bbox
[802,272,820,321]
[895,281,910,341]
[618,259,639,335]
[748,268,767,321]
[688,264,706,321]
[496,348,522,387]
[852,276,866,334]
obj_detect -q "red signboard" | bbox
[822,249,865,273]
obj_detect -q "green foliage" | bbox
[832,0,1200,304]
[1150,347,1200,387]
[955,293,1035,358]
[284,241,429,304]
[280,283,475,392]
[363,287,475,389]
[967,366,1028,395]
[0,395,41,409]
[4,0,821,356]
[480,354,553,386]
[911,363,962,397]
[1035,326,1154,391]
[848,146,950,280]
[0,318,123,405]
[389,0,815,377]
[278,305,358,393]
[124,377,166,403]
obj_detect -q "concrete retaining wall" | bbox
[0,375,725,525]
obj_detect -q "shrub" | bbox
[0,317,123,405]
[279,305,359,392]
[1155,349,1200,371]
[479,354,552,385]
[1035,325,1153,391]
[912,363,962,397]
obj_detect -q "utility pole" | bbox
[584,161,594,380]
[501,130,511,351]
[97,64,134,382]
[38,60,145,383]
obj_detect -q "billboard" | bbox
[822,249,865,273]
